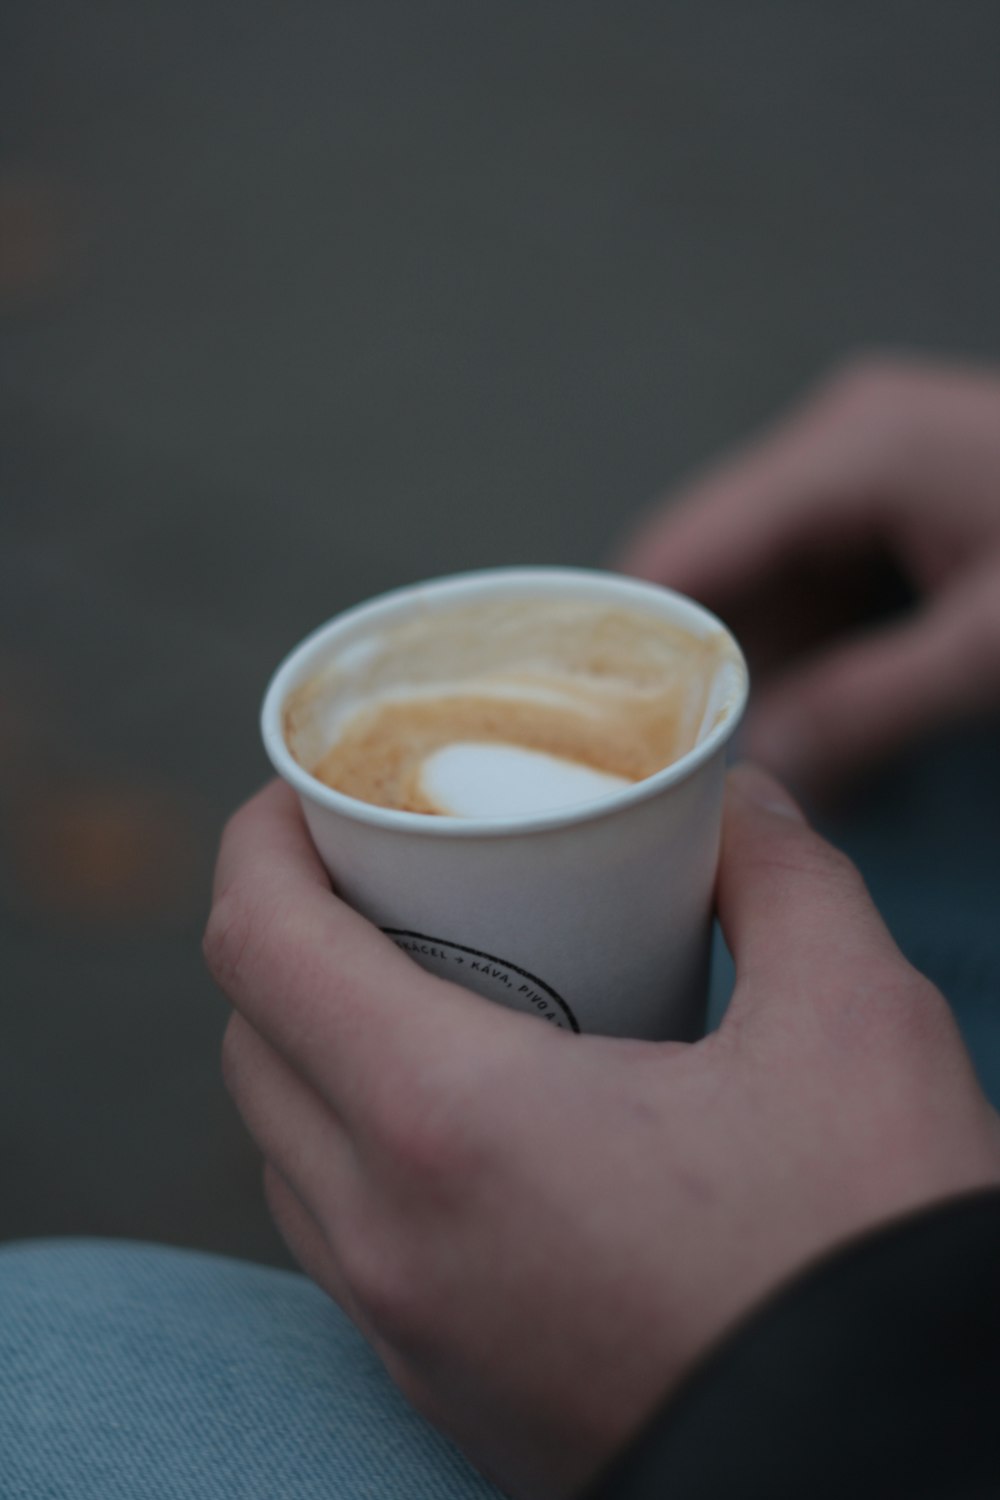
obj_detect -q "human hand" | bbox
[206,775,1000,1499]
[617,356,1000,796]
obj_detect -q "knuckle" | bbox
[812,355,933,464]
[813,839,862,890]
[202,888,253,993]
[822,352,917,413]
[820,956,955,1060]
[340,1236,428,1350]
[376,1082,481,1201]
[202,801,265,987]
[790,353,956,503]
[870,967,954,1048]
[371,1036,508,1190]
[759,830,861,897]
[204,877,297,997]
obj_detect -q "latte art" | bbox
[283,596,737,819]
[310,688,656,814]
[419,743,630,818]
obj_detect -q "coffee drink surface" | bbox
[283,597,736,818]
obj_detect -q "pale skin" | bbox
[207,771,1000,1499]
[207,356,1000,1496]
[618,355,1000,795]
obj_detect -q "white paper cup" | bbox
[261,567,748,1040]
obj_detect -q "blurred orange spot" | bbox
[0,167,81,311]
[11,781,203,928]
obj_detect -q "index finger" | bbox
[615,373,897,601]
[204,781,496,1118]
[211,778,329,904]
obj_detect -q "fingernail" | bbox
[730,762,806,821]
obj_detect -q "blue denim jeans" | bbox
[0,1237,504,1498]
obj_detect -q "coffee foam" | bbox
[419,743,631,818]
[283,597,737,817]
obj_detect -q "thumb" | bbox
[744,577,999,792]
[717,764,904,1032]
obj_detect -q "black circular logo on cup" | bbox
[383,930,580,1032]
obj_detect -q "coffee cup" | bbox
[261,567,747,1040]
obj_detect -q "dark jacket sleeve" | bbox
[583,1189,1000,1499]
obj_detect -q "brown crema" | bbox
[284,599,732,817]
[311,681,696,813]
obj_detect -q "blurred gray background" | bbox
[2,1,999,1267]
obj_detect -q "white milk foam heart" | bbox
[417,741,631,818]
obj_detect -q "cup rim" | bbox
[260,566,748,839]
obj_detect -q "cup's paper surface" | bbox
[262,568,747,1040]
